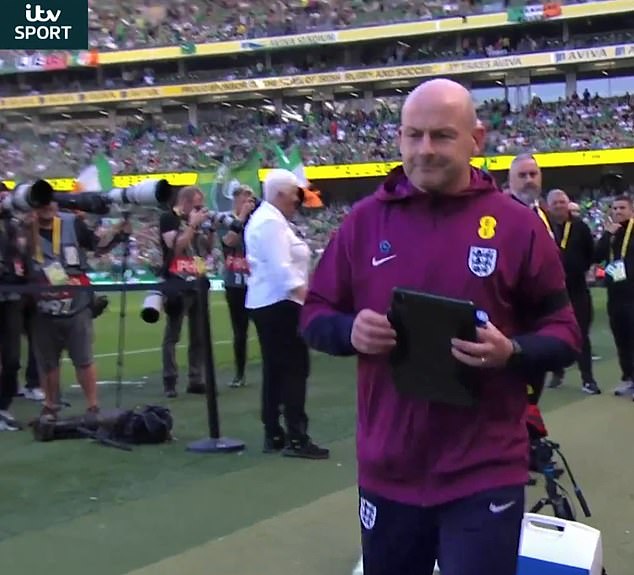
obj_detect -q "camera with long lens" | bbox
[199,196,262,232]
[54,179,175,215]
[0,180,54,212]
[198,209,248,233]
[140,290,163,324]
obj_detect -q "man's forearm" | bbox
[511,334,577,372]
[173,225,197,255]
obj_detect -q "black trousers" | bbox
[250,300,309,442]
[554,289,594,383]
[0,300,23,410]
[225,287,249,379]
[607,298,634,381]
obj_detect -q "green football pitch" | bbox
[2,289,633,575]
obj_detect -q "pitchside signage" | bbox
[0,0,88,49]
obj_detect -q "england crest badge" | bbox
[468,246,498,278]
[359,497,377,531]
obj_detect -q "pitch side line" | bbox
[62,337,256,361]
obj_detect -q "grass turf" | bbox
[2,288,633,575]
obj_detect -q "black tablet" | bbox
[388,288,480,408]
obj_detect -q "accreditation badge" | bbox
[605,260,627,282]
[43,262,69,285]
[64,246,80,266]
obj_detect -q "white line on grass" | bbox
[63,337,255,361]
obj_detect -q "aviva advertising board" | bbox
[1,42,634,111]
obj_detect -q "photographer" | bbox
[159,185,213,398]
[0,185,29,431]
[29,200,130,420]
[220,185,256,388]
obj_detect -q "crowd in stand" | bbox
[85,0,600,52]
[4,25,630,98]
[2,94,633,179]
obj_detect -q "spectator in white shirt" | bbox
[244,169,329,460]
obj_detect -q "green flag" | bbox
[196,170,217,209]
[180,42,197,55]
[211,152,262,212]
[228,151,263,196]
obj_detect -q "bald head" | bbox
[402,79,477,130]
[547,189,568,205]
[547,188,570,222]
[399,79,484,195]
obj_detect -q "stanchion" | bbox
[186,276,246,453]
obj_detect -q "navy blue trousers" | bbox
[359,484,524,575]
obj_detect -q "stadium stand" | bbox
[1,94,633,178]
[83,0,603,51]
[1,0,632,258]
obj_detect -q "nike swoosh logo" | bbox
[489,501,516,514]
[371,255,397,267]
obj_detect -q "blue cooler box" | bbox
[517,513,603,575]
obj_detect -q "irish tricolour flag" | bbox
[73,154,113,192]
[272,145,323,208]
[273,145,308,186]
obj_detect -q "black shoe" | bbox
[282,439,330,460]
[186,383,206,395]
[582,381,601,395]
[164,382,178,398]
[228,376,246,388]
[263,435,286,454]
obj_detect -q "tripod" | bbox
[529,438,591,520]
[529,438,607,575]
[114,211,132,409]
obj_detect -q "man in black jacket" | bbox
[595,195,634,399]
[546,189,601,394]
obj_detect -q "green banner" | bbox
[180,42,197,55]
[507,7,525,22]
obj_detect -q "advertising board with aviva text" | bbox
[1,40,634,111]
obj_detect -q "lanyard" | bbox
[35,216,61,264]
[610,218,634,262]
[536,206,571,249]
[560,221,571,250]
[536,207,553,237]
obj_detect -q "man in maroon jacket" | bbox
[300,79,581,575]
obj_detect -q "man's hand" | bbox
[605,220,621,235]
[451,321,514,368]
[351,309,397,355]
[238,199,255,220]
[189,208,208,229]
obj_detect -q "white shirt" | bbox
[244,201,311,309]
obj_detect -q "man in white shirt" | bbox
[245,169,329,460]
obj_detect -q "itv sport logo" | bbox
[0,0,87,49]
